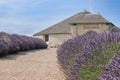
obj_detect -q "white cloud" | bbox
[0,15,62,36]
[0,0,51,17]
[0,17,38,26]
[0,0,49,7]
[0,0,51,35]
[88,0,93,12]
[0,0,8,4]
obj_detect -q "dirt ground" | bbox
[0,48,66,80]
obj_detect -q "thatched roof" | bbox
[109,26,120,32]
[33,10,112,36]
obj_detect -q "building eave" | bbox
[33,33,71,36]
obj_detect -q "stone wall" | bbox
[49,34,72,47]
[71,23,109,37]
[33,35,45,40]
[33,34,72,47]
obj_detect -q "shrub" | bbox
[57,31,97,78]
[58,32,120,80]
[99,53,120,80]
[70,32,120,80]
[0,39,9,56]
[0,32,20,53]
[12,34,48,51]
[0,32,48,57]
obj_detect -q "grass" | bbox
[77,42,120,80]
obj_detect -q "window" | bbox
[72,23,77,25]
[45,35,49,42]
[106,23,109,25]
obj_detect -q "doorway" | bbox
[45,35,49,42]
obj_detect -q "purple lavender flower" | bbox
[0,32,47,57]
[57,31,97,79]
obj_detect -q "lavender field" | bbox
[57,31,120,80]
[0,32,47,57]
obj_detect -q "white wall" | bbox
[33,35,45,41]
[49,34,72,46]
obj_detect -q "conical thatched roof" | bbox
[33,10,112,36]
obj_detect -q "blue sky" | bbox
[0,0,120,36]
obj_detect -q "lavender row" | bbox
[57,31,120,80]
[70,32,120,80]
[99,53,120,80]
[0,32,47,57]
[57,31,97,79]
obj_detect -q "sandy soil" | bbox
[0,48,66,80]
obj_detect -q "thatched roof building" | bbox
[33,10,119,47]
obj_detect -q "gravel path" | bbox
[0,48,66,80]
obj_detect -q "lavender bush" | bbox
[58,31,120,80]
[99,53,120,80]
[0,39,9,56]
[0,32,20,54]
[57,31,97,78]
[70,32,120,80]
[0,32,47,57]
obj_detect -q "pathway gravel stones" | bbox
[0,48,66,80]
